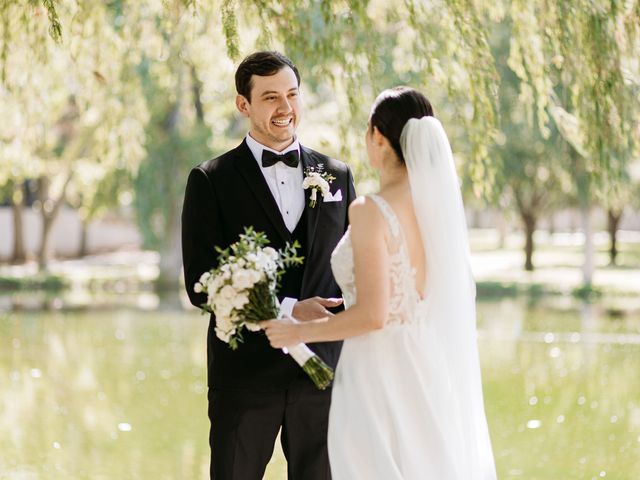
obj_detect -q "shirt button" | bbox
[281,181,285,185]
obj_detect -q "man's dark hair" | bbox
[235,51,301,103]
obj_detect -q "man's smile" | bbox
[272,117,293,127]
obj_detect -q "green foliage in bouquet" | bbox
[196,227,303,350]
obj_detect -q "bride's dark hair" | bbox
[369,87,433,164]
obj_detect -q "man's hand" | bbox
[292,297,343,322]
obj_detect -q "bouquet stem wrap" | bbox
[284,343,334,390]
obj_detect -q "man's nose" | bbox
[277,97,292,112]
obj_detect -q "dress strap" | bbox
[368,194,403,243]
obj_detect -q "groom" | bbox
[181,51,356,479]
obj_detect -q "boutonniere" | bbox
[302,165,336,208]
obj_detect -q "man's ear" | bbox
[236,95,250,117]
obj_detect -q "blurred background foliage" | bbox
[0,0,639,287]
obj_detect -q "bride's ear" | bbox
[371,126,385,146]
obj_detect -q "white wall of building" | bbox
[1,205,639,261]
[0,206,142,260]
[466,207,640,231]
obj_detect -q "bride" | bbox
[261,87,497,479]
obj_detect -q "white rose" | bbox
[263,247,279,261]
[232,270,255,290]
[216,315,227,327]
[213,299,233,318]
[210,275,224,293]
[256,252,278,273]
[247,269,263,284]
[217,314,235,330]
[220,284,236,299]
[254,252,268,269]
[303,173,329,189]
[194,282,203,293]
[232,293,249,310]
[215,320,234,343]
[302,172,322,188]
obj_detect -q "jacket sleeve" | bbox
[344,165,357,232]
[181,166,224,309]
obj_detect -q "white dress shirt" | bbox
[245,133,304,317]
[245,134,305,233]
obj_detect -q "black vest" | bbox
[278,208,308,300]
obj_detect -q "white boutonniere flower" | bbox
[302,165,336,208]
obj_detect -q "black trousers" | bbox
[208,374,333,480]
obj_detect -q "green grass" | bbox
[0,273,67,291]
[476,281,551,299]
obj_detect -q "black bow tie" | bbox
[261,149,300,168]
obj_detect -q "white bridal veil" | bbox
[401,117,497,479]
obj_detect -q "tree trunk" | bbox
[37,174,73,271]
[78,218,89,258]
[156,202,182,289]
[522,212,536,271]
[548,212,555,236]
[497,213,507,249]
[607,208,622,266]
[190,64,205,124]
[38,211,54,270]
[155,64,185,290]
[11,181,27,264]
[580,202,594,287]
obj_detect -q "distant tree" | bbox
[508,0,640,286]
[604,166,640,266]
[488,20,565,271]
[0,2,148,270]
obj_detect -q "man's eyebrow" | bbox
[259,88,299,96]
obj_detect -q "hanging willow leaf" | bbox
[508,0,640,191]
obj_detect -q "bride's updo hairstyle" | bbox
[369,86,433,164]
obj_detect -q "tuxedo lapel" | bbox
[300,146,322,258]
[233,140,291,243]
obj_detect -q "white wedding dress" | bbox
[326,118,497,480]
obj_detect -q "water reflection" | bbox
[1,298,639,479]
[477,300,640,479]
[0,309,211,479]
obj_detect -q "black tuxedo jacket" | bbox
[182,139,356,391]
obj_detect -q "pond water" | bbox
[1,297,639,479]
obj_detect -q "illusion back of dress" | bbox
[330,194,425,326]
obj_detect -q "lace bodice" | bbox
[330,194,425,326]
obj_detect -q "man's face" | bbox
[236,66,301,151]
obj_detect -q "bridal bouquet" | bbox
[194,227,335,390]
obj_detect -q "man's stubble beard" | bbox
[256,122,297,146]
